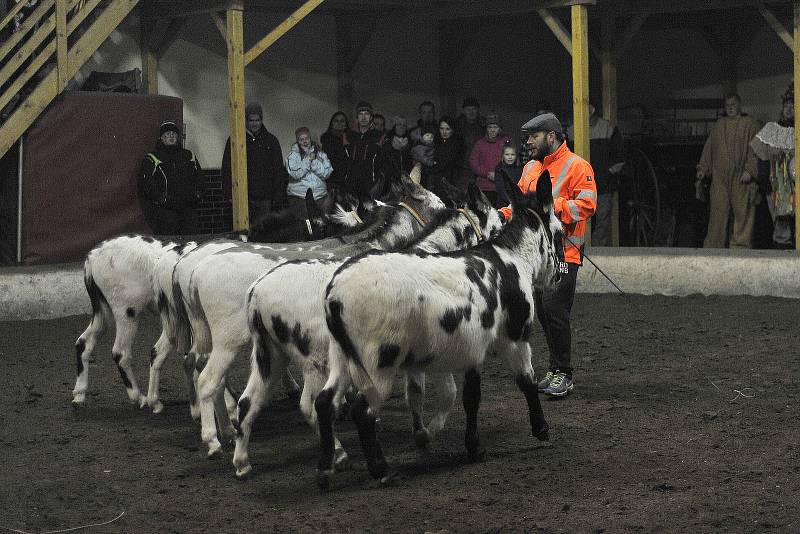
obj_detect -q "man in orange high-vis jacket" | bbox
[499,112,596,397]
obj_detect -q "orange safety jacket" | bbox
[499,141,597,264]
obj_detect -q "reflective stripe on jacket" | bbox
[499,141,596,264]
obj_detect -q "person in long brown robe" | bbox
[696,94,762,248]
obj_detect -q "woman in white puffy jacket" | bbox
[286,126,333,212]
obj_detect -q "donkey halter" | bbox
[457,208,485,243]
[305,219,314,237]
[398,201,427,226]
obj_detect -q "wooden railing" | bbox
[0,0,140,158]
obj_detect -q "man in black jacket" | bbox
[222,102,286,223]
[344,101,384,198]
[138,121,203,235]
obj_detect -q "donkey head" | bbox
[501,169,563,287]
[464,183,504,240]
[438,178,469,208]
[399,172,446,212]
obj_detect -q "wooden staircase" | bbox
[0,0,140,158]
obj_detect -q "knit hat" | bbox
[355,101,373,114]
[294,126,310,139]
[520,112,562,135]
[245,102,263,118]
[485,113,501,127]
[159,120,180,136]
[462,97,480,109]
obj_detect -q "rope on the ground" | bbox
[0,511,125,534]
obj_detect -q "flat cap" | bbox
[520,112,562,135]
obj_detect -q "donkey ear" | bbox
[409,162,422,185]
[535,170,553,209]
[500,166,524,208]
[439,178,464,207]
[466,182,481,210]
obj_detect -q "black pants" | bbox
[534,262,579,377]
[144,205,198,236]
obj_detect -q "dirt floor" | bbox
[0,294,798,533]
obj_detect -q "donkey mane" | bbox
[402,209,466,248]
[248,209,310,242]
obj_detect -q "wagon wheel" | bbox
[624,148,660,247]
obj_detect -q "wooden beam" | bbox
[757,2,793,51]
[615,13,648,57]
[243,0,326,67]
[140,18,158,94]
[153,18,187,57]
[210,12,227,40]
[0,0,140,158]
[0,0,55,66]
[538,8,572,55]
[571,4,591,245]
[226,7,249,231]
[794,0,800,249]
[143,0,241,20]
[0,18,55,91]
[56,0,69,92]
[0,0,28,31]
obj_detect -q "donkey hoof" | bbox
[317,469,334,491]
[466,446,487,463]
[235,464,252,479]
[414,429,433,449]
[533,423,550,441]
[334,451,350,472]
[71,394,86,406]
[379,470,401,486]
[150,400,164,414]
[207,440,223,458]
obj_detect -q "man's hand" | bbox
[487,171,495,181]
[696,168,705,180]
[739,170,752,183]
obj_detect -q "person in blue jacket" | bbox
[286,126,333,214]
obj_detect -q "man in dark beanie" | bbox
[499,112,596,398]
[138,120,204,235]
[343,100,384,197]
[221,101,287,223]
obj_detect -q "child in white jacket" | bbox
[286,127,333,211]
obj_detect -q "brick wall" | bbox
[197,169,232,234]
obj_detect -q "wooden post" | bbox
[55,0,68,91]
[601,10,619,247]
[227,6,248,231]
[794,1,800,250]
[571,4,591,245]
[243,0,325,66]
[140,18,158,95]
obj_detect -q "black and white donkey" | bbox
[314,170,564,489]
[232,184,503,478]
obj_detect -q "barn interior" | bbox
[0,0,797,266]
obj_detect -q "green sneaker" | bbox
[537,371,555,392]
[543,372,573,397]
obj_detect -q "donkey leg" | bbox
[183,353,200,421]
[351,392,397,485]
[111,313,146,408]
[195,349,235,458]
[314,344,351,490]
[213,376,238,443]
[426,372,457,439]
[301,368,349,471]
[507,343,549,441]
[233,351,283,478]
[463,368,485,462]
[146,328,174,414]
[405,371,431,448]
[72,312,107,406]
